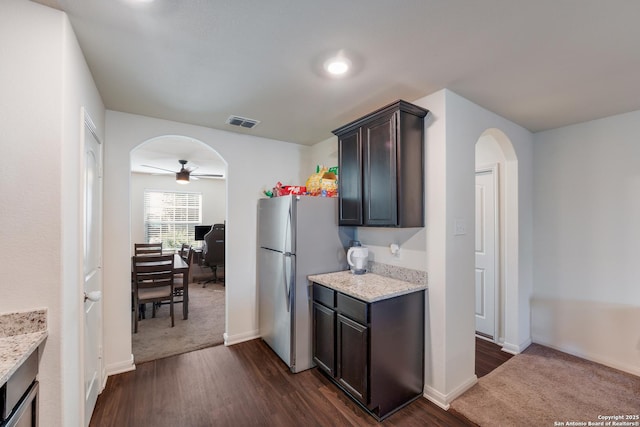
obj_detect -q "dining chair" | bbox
[179,243,191,261]
[132,242,163,317]
[134,242,163,256]
[132,254,175,333]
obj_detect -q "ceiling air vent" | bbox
[226,115,260,129]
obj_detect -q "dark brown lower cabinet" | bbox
[336,314,368,404]
[312,302,336,376]
[312,283,425,421]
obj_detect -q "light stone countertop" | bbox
[308,270,427,303]
[0,309,48,386]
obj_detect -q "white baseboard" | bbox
[502,337,532,355]
[105,354,135,376]
[100,367,108,392]
[423,375,478,410]
[224,329,260,346]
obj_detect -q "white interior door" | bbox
[475,168,497,339]
[83,113,103,426]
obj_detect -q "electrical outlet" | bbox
[454,218,466,236]
[390,243,400,256]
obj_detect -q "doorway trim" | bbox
[475,164,500,343]
[80,108,105,426]
[475,128,521,353]
[128,135,228,365]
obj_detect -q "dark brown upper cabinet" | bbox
[333,100,428,227]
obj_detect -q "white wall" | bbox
[130,173,226,247]
[103,111,309,373]
[532,110,640,376]
[309,136,339,173]
[424,90,534,407]
[61,9,106,427]
[0,1,105,425]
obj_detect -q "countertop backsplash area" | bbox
[367,261,427,287]
[0,308,47,337]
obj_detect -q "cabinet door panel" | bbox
[337,314,368,404]
[363,113,397,226]
[338,129,363,225]
[313,302,336,376]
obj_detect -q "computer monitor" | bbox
[194,225,212,241]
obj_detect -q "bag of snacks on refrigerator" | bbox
[320,171,337,197]
[305,166,327,196]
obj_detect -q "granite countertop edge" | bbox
[308,270,427,303]
[0,331,48,385]
[0,309,48,386]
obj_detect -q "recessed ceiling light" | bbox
[325,58,350,75]
[313,49,361,80]
[323,53,352,77]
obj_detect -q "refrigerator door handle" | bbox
[282,252,292,312]
[282,197,292,254]
[281,201,293,312]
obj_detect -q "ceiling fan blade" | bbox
[140,164,177,173]
[191,173,224,178]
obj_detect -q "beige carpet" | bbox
[451,344,640,426]
[132,281,225,364]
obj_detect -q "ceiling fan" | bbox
[141,159,223,184]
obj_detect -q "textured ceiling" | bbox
[34,0,640,146]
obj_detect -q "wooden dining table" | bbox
[133,253,190,320]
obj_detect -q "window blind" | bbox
[144,190,202,249]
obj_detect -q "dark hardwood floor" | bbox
[90,337,512,426]
[475,337,514,378]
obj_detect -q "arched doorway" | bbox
[474,128,519,351]
[129,135,228,363]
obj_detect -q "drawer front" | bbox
[337,293,368,325]
[3,349,38,420]
[313,283,335,308]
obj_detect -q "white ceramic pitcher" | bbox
[347,244,369,275]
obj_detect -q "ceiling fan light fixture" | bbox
[176,170,190,184]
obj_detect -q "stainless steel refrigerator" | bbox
[258,195,352,373]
